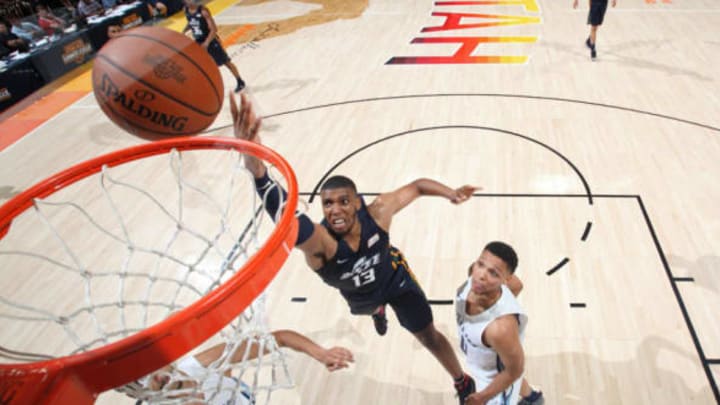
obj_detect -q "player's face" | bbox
[469,250,509,295]
[321,187,360,236]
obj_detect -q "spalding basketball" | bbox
[92,26,223,139]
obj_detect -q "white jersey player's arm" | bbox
[466,314,525,404]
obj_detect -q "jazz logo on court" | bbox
[387,0,542,65]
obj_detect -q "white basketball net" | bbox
[0,146,295,404]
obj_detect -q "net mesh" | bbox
[0,145,295,404]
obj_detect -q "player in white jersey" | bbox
[455,241,542,405]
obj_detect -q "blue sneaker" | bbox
[518,390,544,405]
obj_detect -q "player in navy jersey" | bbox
[183,0,246,92]
[229,93,481,404]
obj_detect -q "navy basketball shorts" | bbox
[345,248,434,333]
[205,39,230,66]
[587,0,609,26]
[385,249,434,333]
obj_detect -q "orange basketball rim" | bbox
[0,137,299,404]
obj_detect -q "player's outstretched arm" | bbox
[370,178,479,229]
[230,92,266,178]
[191,330,353,372]
[229,93,332,267]
[273,330,354,371]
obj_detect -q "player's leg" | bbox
[207,39,246,92]
[224,60,246,92]
[387,268,474,404]
[586,1,608,59]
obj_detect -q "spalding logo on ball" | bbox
[92,26,223,139]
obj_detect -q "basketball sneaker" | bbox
[518,390,545,404]
[454,373,476,405]
[585,37,597,60]
[234,79,246,93]
[371,305,388,336]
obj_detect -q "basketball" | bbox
[92,26,223,139]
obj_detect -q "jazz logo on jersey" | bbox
[340,253,380,288]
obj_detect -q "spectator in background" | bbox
[142,0,167,19]
[101,0,117,11]
[8,16,44,42]
[0,19,30,52]
[0,42,10,58]
[54,0,79,26]
[76,0,104,19]
[35,4,65,35]
[106,22,121,39]
[0,0,34,20]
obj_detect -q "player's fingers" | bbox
[240,94,253,126]
[239,92,249,112]
[330,360,348,370]
[240,101,253,135]
[247,101,258,132]
[331,347,354,361]
[229,92,238,120]
[326,354,347,368]
[236,100,249,136]
[250,117,262,138]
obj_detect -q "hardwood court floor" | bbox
[1,0,719,404]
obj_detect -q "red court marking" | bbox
[222,24,256,47]
[0,91,87,152]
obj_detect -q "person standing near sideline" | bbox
[183,0,246,92]
[573,0,617,59]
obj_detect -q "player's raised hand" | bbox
[229,92,265,176]
[229,92,262,143]
[450,185,480,204]
[320,346,354,371]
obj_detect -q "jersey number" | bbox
[352,268,376,287]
